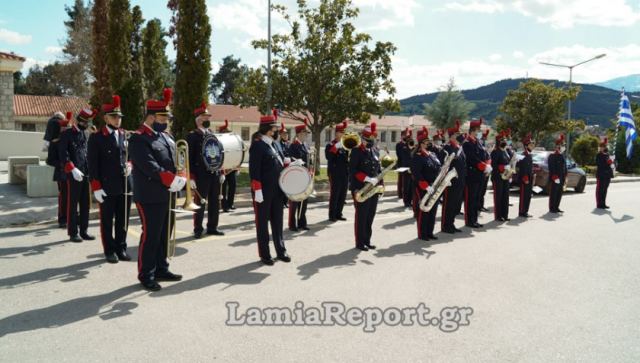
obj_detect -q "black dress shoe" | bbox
[261,258,275,266]
[557,209,564,213]
[105,253,119,264]
[604,205,610,209]
[141,280,161,292]
[504,218,511,221]
[223,209,229,213]
[80,233,95,241]
[356,245,369,251]
[300,226,310,231]
[155,271,183,281]
[58,223,67,229]
[329,218,337,222]
[427,235,438,240]
[472,223,483,228]
[458,212,464,216]
[480,207,489,212]
[206,230,225,236]
[365,244,376,249]
[337,217,347,221]
[453,227,463,233]
[549,210,559,214]
[69,235,82,243]
[116,250,131,261]
[442,229,455,234]
[289,227,299,232]
[277,253,291,262]
[230,206,236,210]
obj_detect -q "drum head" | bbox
[202,134,223,172]
[279,165,312,195]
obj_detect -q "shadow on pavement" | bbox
[374,238,437,259]
[382,217,415,230]
[0,259,104,289]
[0,284,140,337]
[0,239,67,259]
[151,262,270,296]
[541,212,562,221]
[591,208,634,224]
[297,248,362,281]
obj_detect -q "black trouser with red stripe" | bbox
[288,200,308,229]
[98,193,131,256]
[417,189,439,240]
[441,179,464,231]
[253,189,286,259]
[492,177,510,220]
[193,174,221,234]
[549,180,563,212]
[596,177,610,208]
[328,173,348,220]
[352,192,378,248]
[135,201,170,283]
[67,178,90,237]
[478,176,489,210]
[519,181,533,215]
[221,170,237,210]
[57,181,68,225]
[464,180,481,226]
[402,172,413,207]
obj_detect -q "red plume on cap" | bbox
[163,88,172,104]
[600,137,608,147]
[371,122,376,134]
[523,132,533,145]
[66,111,73,121]
[113,95,121,108]
[555,133,565,145]
[218,119,229,132]
[417,126,429,142]
[273,108,278,120]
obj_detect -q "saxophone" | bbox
[420,151,458,212]
[355,159,397,203]
[501,151,518,180]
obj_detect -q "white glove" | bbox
[484,165,493,174]
[125,162,132,177]
[291,158,305,167]
[42,141,50,152]
[254,189,264,203]
[219,174,226,184]
[169,176,187,192]
[71,168,84,182]
[504,165,511,171]
[93,189,107,203]
[364,176,378,185]
[456,148,462,157]
[335,141,343,149]
[190,179,197,190]
[284,157,291,165]
[427,186,434,195]
[554,179,561,185]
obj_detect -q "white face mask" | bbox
[560,146,566,153]
[476,132,483,139]
[507,140,512,146]
[435,140,442,147]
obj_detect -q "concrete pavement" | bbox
[1,182,639,362]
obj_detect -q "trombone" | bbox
[167,139,200,259]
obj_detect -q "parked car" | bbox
[511,150,587,193]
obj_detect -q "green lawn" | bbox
[235,167,399,188]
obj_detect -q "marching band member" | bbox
[490,131,511,222]
[441,121,466,234]
[478,127,491,213]
[88,96,132,263]
[595,137,614,209]
[463,118,492,228]
[413,127,441,241]
[249,114,291,265]
[277,122,291,208]
[288,120,311,231]
[398,128,414,208]
[429,130,446,163]
[517,133,535,218]
[326,120,349,222]
[59,111,95,242]
[548,134,567,214]
[395,130,407,199]
[187,101,224,238]
[219,120,238,212]
[129,88,185,291]
[349,122,381,251]
[43,111,69,228]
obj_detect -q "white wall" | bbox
[0,130,47,160]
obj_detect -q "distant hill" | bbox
[396,78,640,128]
[596,74,640,92]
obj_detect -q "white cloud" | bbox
[512,50,525,59]
[45,46,62,55]
[442,0,640,28]
[21,57,50,72]
[0,28,32,44]
[489,53,502,61]
[353,0,421,30]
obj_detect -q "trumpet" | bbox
[167,139,200,259]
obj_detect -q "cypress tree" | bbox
[91,0,112,120]
[142,19,171,99]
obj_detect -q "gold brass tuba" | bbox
[341,131,361,151]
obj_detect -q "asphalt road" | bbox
[1,183,639,362]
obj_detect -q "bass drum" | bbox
[202,133,246,173]
[279,165,313,202]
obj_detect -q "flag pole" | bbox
[612,88,623,169]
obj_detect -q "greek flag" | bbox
[618,91,637,159]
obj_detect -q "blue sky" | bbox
[1,0,639,98]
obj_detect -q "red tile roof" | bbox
[13,95,90,117]
[0,51,26,61]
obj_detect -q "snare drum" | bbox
[202,133,246,173]
[279,165,314,201]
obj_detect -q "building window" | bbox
[391,131,398,143]
[324,129,332,143]
[380,130,387,143]
[21,123,36,132]
[241,127,250,141]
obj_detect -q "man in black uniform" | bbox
[218,120,237,212]
[595,137,614,209]
[517,133,535,218]
[398,128,415,208]
[288,121,311,231]
[548,134,567,213]
[478,127,491,213]
[129,88,185,291]
[43,111,69,228]
[349,122,381,251]
[413,127,441,241]
[249,115,291,265]
[88,96,132,263]
[441,121,466,233]
[429,130,446,164]
[463,118,492,228]
[395,131,407,199]
[187,102,224,238]
[490,131,511,222]
[276,122,291,209]
[59,111,96,242]
[326,120,349,222]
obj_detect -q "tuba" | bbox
[341,131,361,151]
[420,151,458,212]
